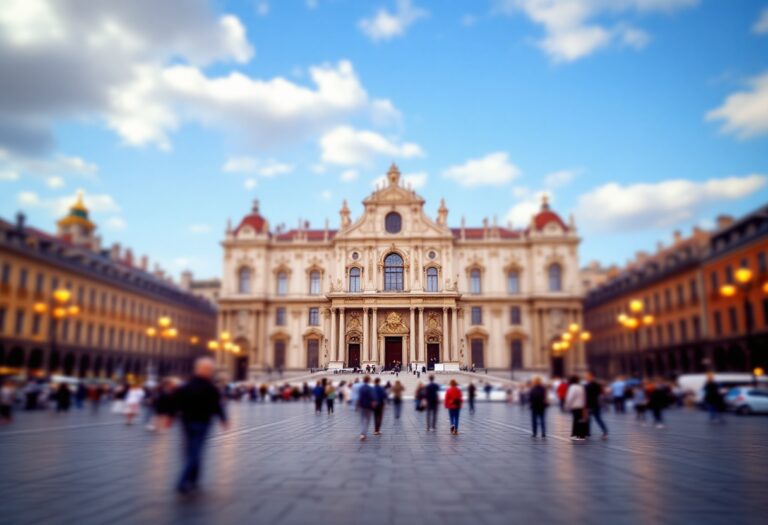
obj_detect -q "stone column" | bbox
[261,307,268,368]
[363,307,369,362]
[442,307,449,362]
[338,308,346,365]
[417,307,424,361]
[322,308,330,366]
[409,307,416,364]
[372,308,378,363]
[451,307,458,362]
[458,308,465,364]
[329,308,336,362]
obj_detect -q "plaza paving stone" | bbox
[1,397,767,525]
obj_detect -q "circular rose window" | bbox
[428,251,436,260]
[351,251,359,260]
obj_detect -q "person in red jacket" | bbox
[444,380,463,435]
[556,379,569,412]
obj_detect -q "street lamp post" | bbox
[146,316,178,379]
[34,288,81,376]
[719,268,768,372]
[207,331,242,378]
[551,323,591,377]
[617,299,654,378]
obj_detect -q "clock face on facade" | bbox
[385,212,402,234]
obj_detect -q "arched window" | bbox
[470,268,481,294]
[426,267,439,292]
[309,270,321,295]
[384,253,404,291]
[276,271,288,296]
[349,267,361,292]
[507,270,520,294]
[238,267,251,294]
[548,263,562,292]
[385,212,402,234]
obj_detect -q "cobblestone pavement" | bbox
[1,400,767,525]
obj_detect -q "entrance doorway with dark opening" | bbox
[471,339,484,368]
[551,355,564,378]
[348,343,360,369]
[385,337,402,370]
[427,343,440,370]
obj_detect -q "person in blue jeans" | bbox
[357,376,374,441]
[173,357,228,494]
[424,376,440,431]
[528,376,548,438]
[585,373,608,439]
[444,380,463,435]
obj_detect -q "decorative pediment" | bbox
[379,311,409,335]
[424,312,443,343]
[347,312,363,333]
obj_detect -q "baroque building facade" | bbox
[217,165,584,380]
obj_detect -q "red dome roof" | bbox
[234,200,268,235]
[531,195,568,232]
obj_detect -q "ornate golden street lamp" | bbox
[616,298,654,377]
[551,323,591,374]
[207,331,242,355]
[34,288,81,374]
[719,268,768,372]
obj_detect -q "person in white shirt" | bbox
[564,375,587,440]
[124,385,145,425]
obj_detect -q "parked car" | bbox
[677,373,768,405]
[724,387,768,415]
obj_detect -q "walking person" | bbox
[313,381,325,415]
[633,382,647,423]
[372,377,387,435]
[585,373,608,439]
[0,381,16,424]
[325,382,336,415]
[424,375,440,431]
[468,382,476,414]
[564,375,587,441]
[391,380,404,419]
[648,379,669,428]
[529,376,548,438]
[444,380,463,435]
[357,376,374,441]
[704,373,725,423]
[55,383,71,413]
[556,380,568,412]
[174,357,228,494]
[610,376,627,413]
[124,383,145,425]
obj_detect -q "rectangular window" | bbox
[692,316,701,340]
[510,306,521,325]
[471,306,482,325]
[676,284,685,306]
[689,279,698,302]
[308,307,319,326]
[507,272,520,294]
[35,272,44,293]
[77,286,84,304]
[664,289,672,310]
[679,320,688,343]
[667,323,675,345]
[470,271,482,294]
[759,252,767,274]
[62,319,70,341]
[74,321,82,344]
[710,271,718,294]
[728,307,738,333]
[0,307,5,332]
[656,325,664,346]
[653,293,660,313]
[87,324,93,346]
[50,277,58,291]
[276,307,286,326]
[277,274,288,296]
[98,326,105,347]
[349,269,361,292]
[426,269,438,292]
[18,268,28,290]
[745,300,754,331]
[1,263,10,285]
[14,309,25,335]
[714,311,723,337]
[725,265,734,283]
[763,298,768,328]
[511,340,523,369]
[32,314,41,335]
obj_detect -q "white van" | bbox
[677,373,768,405]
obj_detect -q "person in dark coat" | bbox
[424,375,440,431]
[372,377,387,435]
[648,379,669,429]
[174,357,228,494]
[528,376,548,438]
[468,382,477,414]
[357,376,374,441]
[703,373,724,423]
[585,372,608,439]
[55,383,71,412]
[312,381,325,414]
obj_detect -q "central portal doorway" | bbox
[427,343,440,370]
[384,337,402,370]
[348,343,361,369]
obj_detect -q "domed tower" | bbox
[57,191,98,250]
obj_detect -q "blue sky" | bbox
[1,0,767,278]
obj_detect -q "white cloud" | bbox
[340,169,359,182]
[442,152,521,187]
[754,8,768,34]
[46,176,65,188]
[576,174,767,232]
[506,191,551,227]
[496,0,697,62]
[306,0,319,9]
[188,224,212,234]
[0,170,19,181]
[544,169,579,188]
[320,126,423,166]
[461,14,478,26]
[222,157,294,177]
[706,72,768,139]
[0,0,254,155]
[310,163,327,174]
[359,0,429,42]
[244,178,258,190]
[16,189,121,217]
[105,216,127,230]
[256,2,270,16]
[319,189,332,200]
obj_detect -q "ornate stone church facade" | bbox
[217,165,584,380]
